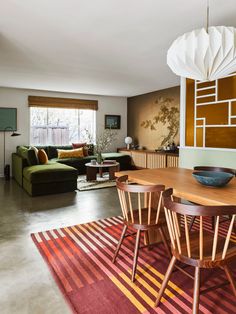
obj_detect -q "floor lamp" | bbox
[3,126,21,180]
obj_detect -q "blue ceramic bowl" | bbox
[192,171,234,187]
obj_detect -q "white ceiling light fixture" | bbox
[167,0,236,81]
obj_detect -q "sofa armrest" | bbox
[12,153,28,186]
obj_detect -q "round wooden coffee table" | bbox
[85,162,120,181]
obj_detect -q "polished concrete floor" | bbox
[0,179,121,314]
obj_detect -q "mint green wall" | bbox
[179,148,236,169]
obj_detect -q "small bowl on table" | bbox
[192,171,234,187]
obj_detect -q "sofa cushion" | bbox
[23,162,77,184]
[38,149,48,164]
[58,148,84,159]
[17,146,38,166]
[17,146,29,159]
[47,145,73,159]
[27,149,39,166]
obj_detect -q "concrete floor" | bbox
[0,179,121,314]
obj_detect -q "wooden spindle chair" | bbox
[155,188,236,314]
[113,175,170,282]
[190,166,236,231]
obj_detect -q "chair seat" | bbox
[172,229,236,267]
[124,208,166,229]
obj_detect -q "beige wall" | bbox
[0,87,127,176]
[127,86,180,150]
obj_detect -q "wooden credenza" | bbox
[117,148,179,169]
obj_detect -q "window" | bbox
[30,107,95,145]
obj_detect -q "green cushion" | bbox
[23,162,78,184]
[27,149,38,166]
[17,146,28,159]
[17,146,38,166]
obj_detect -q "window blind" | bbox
[28,96,98,110]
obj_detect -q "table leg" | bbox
[109,165,119,180]
[86,167,97,181]
[99,167,103,177]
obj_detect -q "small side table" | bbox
[85,162,120,181]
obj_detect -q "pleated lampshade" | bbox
[167,26,236,81]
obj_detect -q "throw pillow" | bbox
[72,142,88,156]
[27,149,39,166]
[38,149,48,164]
[72,142,86,149]
[57,148,84,159]
[17,146,29,159]
[30,146,39,164]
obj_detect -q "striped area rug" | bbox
[31,216,236,314]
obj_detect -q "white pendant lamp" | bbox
[167,1,236,81]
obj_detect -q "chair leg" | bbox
[112,225,127,263]
[193,267,200,314]
[155,256,176,306]
[224,264,236,297]
[131,229,141,282]
[159,226,171,258]
[211,216,216,230]
[144,230,150,248]
[189,216,196,231]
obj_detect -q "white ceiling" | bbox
[0,0,236,97]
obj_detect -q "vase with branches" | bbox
[84,129,117,164]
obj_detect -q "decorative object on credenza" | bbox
[124,136,132,150]
[167,0,236,81]
[192,171,234,187]
[140,97,179,147]
[3,126,21,180]
[105,115,121,129]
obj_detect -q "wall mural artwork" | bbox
[140,97,180,146]
[127,86,180,150]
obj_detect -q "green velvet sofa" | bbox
[12,145,131,196]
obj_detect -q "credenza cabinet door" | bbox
[131,151,146,168]
[167,155,179,168]
[146,153,166,169]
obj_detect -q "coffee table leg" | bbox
[99,167,103,177]
[86,167,97,181]
[109,165,119,180]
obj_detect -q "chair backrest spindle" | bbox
[162,188,236,265]
[116,176,165,228]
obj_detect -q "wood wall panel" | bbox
[197,88,215,96]
[196,96,216,104]
[218,76,236,101]
[196,128,203,147]
[205,127,236,148]
[185,74,236,149]
[197,81,216,88]
[197,103,228,125]
[185,79,195,146]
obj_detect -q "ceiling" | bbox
[0,0,236,97]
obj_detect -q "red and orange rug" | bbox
[31,216,236,314]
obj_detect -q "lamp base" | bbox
[4,164,10,180]
[126,144,130,150]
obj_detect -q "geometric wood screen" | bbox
[185,73,236,148]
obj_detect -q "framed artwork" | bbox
[105,115,121,129]
[0,108,17,131]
